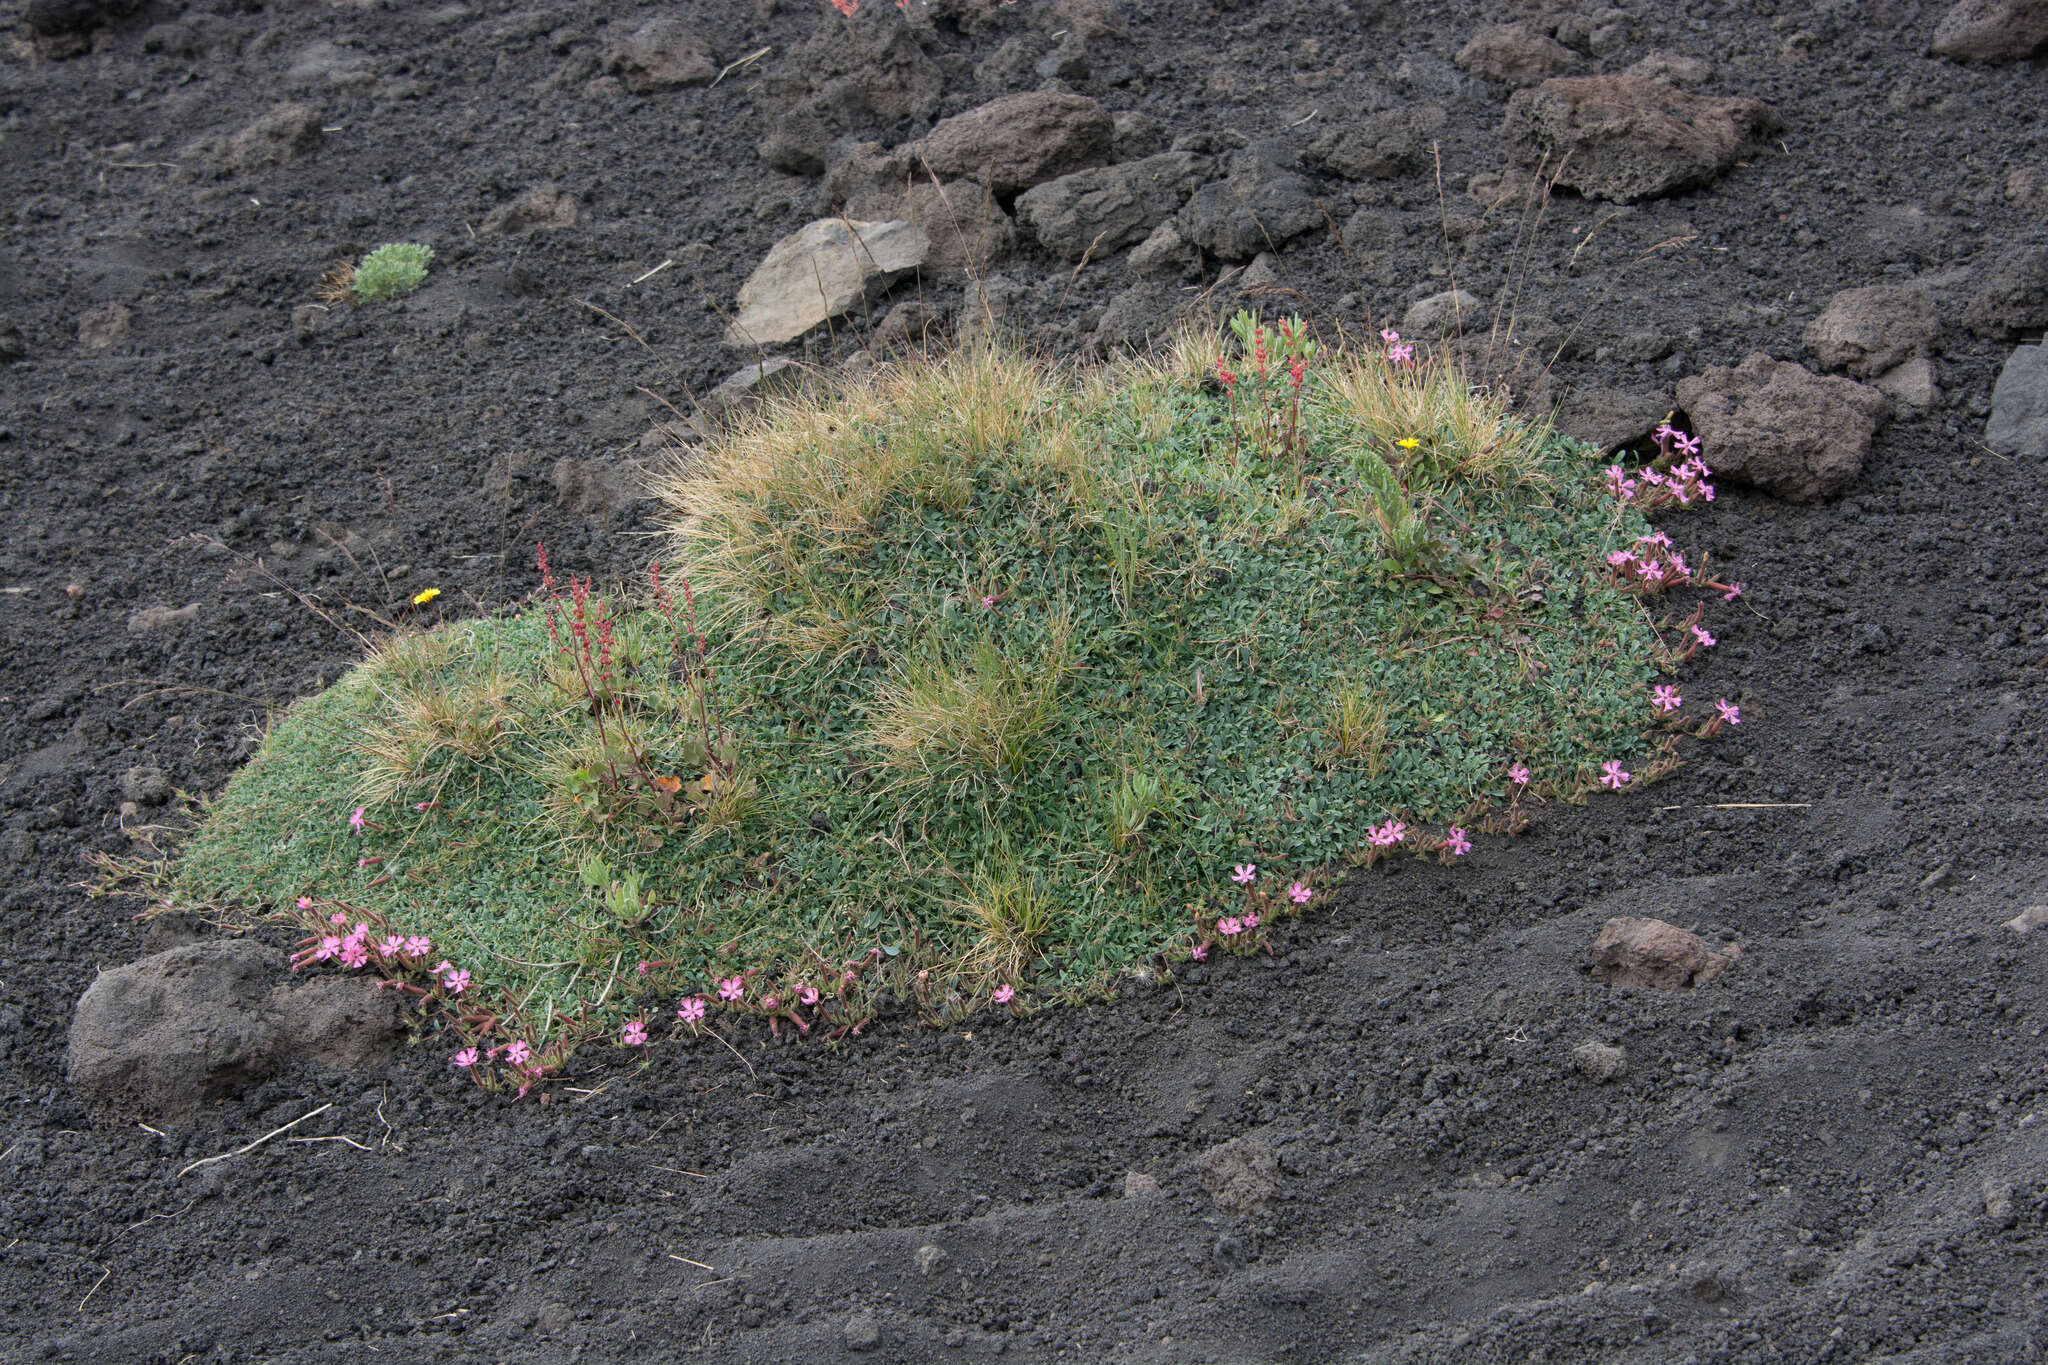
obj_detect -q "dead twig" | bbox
[177,1103,333,1178]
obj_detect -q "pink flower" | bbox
[636,960,649,976]
[1639,559,1665,582]
[1691,624,1716,648]
[1242,911,1259,930]
[1508,763,1531,786]
[349,807,366,833]
[1605,466,1637,499]
[717,976,744,1002]
[296,896,314,911]
[677,996,706,1023]
[1190,942,1208,961]
[1369,820,1407,847]
[442,967,471,995]
[980,595,996,609]
[432,959,452,975]
[378,935,406,959]
[404,934,432,958]
[1599,759,1631,789]
[1445,827,1472,856]
[1218,917,1243,937]
[762,995,781,1011]
[1716,699,1741,726]
[1380,328,1400,346]
[621,1020,648,1047]
[313,936,341,962]
[799,985,820,1006]
[330,911,349,927]
[1721,581,1743,601]
[1668,551,1690,577]
[1637,532,1671,550]
[503,1040,531,1067]
[414,800,432,812]
[1231,863,1257,885]
[339,939,369,969]
[1674,432,1702,458]
[1388,343,1414,366]
[993,984,1015,1004]
[1288,882,1312,905]
[1606,549,1637,569]
[452,1047,478,1068]
[1650,684,1683,714]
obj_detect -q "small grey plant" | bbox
[353,242,433,303]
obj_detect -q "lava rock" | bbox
[119,766,172,805]
[1501,75,1771,203]
[1986,344,2048,459]
[553,457,650,519]
[845,179,1017,281]
[1197,1136,1281,1213]
[1803,283,1938,378]
[182,103,324,177]
[1014,150,1213,261]
[601,15,716,92]
[1128,219,1199,280]
[1176,146,1321,262]
[725,218,929,346]
[76,303,131,350]
[1304,104,1446,180]
[1675,353,1890,502]
[1588,917,1737,990]
[1572,1041,1629,1082]
[128,604,199,634]
[480,183,579,235]
[1123,1171,1164,1199]
[916,92,1116,197]
[1963,245,2048,339]
[1403,289,1486,338]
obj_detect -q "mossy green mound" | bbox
[171,325,1679,1052]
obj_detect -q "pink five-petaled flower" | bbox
[1675,432,1702,458]
[330,911,349,927]
[1389,343,1414,366]
[1231,864,1257,885]
[717,976,745,1002]
[313,936,341,962]
[1369,820,1407,847]
[1691,624,1716,648]
[677,996,706,1023]
[296,896,314,911]
[1606,549,1637,569]
[1288,882,1312,905]
[453,1047,478,1069]
[404,935,432,958]
[1600,760,1631,789]
[1218,917,1243,937]
[980,595,996,609]
[1509,763,1531,786]
[1242,911,1260,930]
[339,939,369,970]
[1446,826,1473,856]
[1605,466,1637,499]
[799,985,820,1006]
[1716,699,1741,726]
[1381,328,1400,346]
[377,935,405,960]
[1190,942,1208,961]
[1722,581,1743,601]
[502,1040,531,1067]
[621,1020,648,1047]
[442,967,471,995]
[1650,684,1683,714]
[993,984,1015,1004]
[763,995,781,1011]
[349,807,366,834]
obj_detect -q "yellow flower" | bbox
[411,587,441,606]
[1395,438,1421,449]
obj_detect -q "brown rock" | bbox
[1501,75,1771,203]
[1803,283,1938,378]
[77,303,132,350]
[184,103,324,177]
[1456,24,1576,85]
[1197,1136,1281,1213]
[916,92,1115,197]
[602,15,716,92]
[1588,917,1736,990]
[1930,0,2048,63]
[847,179,1017,280]
[480,183,579,235]
[1675,353,1889,502]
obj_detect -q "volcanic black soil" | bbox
[3,1,2047,1361]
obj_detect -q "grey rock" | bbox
[28,0,144,39]
[1572,1041,1628,1082]
[120,766,172,806]
[1123,1170,1164,1199]
[1197,1136,1281,1214]
[1014,151,1213,261]
[480,183,579,235]
[1803,283,1938,378]
[2004,903,2048,935]
[1930,0,2048,62]
[913,1243,948,1276]
[0,317,24,364]
[1456,24,1576,85]
[2009,166,2048,211]
[67,941,398,1124]
[1551,386,1672,452]
[1501,75,1772,203]
[285,40,370,90]
[817,141,912,215]
[1128,219,1198,280]
[553,458,650,518]
[843,1311,881,1351]
[1873,356,1941,411]
[1403,289,1486,337]
[1089,280,1186,356]
[1305,104,1446,181]
[1624,51,1712,86]
[725,218,929,347]
[1113,110,1162,160]
[1963,246,2048,339]
[601,15,716,92]
[1675,353,1889,502]
[916,92,1115,196]
[955,272,1025,350]
[1236,252,1281,292]
[128,604,199,634]
[1986,344,2048,459]
[757,106,832,176]
[1588,917,1738,990]
[1176,148,1321,262]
